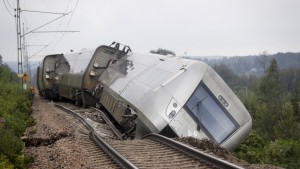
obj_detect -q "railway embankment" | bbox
[24,94,282,169]
[23,94,102,168]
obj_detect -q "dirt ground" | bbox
[23,94,92,169]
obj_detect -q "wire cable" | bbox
[49,0,79,53]
[47,0,73,52]
[6,0,14,10]
[2,0,14,16]
[27,0,74,58]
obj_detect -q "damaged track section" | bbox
[54,103,138,169]
[22,132,71,147]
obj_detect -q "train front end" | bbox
[164,61,252,151]
[38,54,69,99]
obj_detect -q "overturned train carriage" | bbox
[36,54,70,99]
[57,45,128,106]
[37,43,252,151]
[95,51,252,151]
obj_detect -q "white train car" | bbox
[96,49,252,151]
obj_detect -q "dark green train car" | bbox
[37,54,69,99]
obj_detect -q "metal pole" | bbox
[16,0,23,89]
[23,23,29,89]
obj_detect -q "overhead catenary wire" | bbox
[21,9,68,15]
[43,0,73,54]
[20,0,80,59]
[30,0,74,58]
[23,0,48,56]
[49,0,79,53]
[2,0,14,16]
[6,0,14,10]
[22,11,72,37]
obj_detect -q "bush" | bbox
[0,155,14,169]
[235,133,300,169]
[0,127,25,168]
[264,140,300,169]
[235,132,267,163]
[0,65,34,168]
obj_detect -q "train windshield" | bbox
[184,82,238,143]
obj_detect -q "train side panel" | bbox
[81,46,127,106]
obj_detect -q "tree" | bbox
[212,64,242,89]
[259,50,269,73]
[256,59,282,140]
[0,54,2,65]
[150,48,176,56]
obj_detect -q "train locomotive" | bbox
[37,42,252,151]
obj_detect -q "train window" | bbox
[184,82,238,143]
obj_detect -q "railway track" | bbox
[76,126,119,168]
[54,103,244,169]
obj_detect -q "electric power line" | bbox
[44,0,74,53]
[22,11,72,37]
[6,0,14,10]
[2,0,14,16]
[49,0,79,52]
[21,0,79,58]
[21,9,68,15]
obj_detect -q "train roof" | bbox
[64,49,96,73]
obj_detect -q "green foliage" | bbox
[235,132,266,163]
[236,136,300,168]
[0,127,25,168]
[0,155,14,169]
[213,64,243,89]
[264,140,300,168]
[150,48,176,56]
[0,64,33,168]
[273,102,300,140]
[0,64,19,83]
[214,57,300,167]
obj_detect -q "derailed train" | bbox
[37,42,252,151]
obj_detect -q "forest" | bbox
[0,56,34,168]
[212,58,300,168]
[194,51,300,76]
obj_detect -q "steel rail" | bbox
[53,103,138,169]
[142,133,244,169]
[91,107,124,139]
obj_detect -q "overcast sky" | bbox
[1,0,300,62]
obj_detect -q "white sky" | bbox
[1,0,300,61]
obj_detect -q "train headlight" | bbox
[168,110,176,119]
[93,63,99,68]
[166,98,181,120]
[90,70,95,76]
[218,95,229,108]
